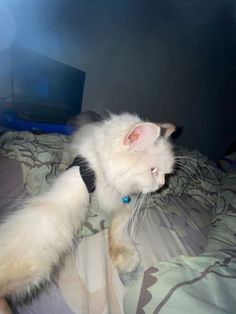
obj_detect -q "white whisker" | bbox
[175,154,221,207]
[129,192,151,239]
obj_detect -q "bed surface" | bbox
[0,131,235,314]
[0,154,28,218]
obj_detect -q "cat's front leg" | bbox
[108,208,141,275]
[0,166,89,299]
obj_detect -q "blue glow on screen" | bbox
[26,75,49,99]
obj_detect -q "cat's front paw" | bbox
[109,245,143,286]
[109,245,141,274]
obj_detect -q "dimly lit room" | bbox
[0,0,235,313]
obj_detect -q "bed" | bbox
[0,130,235,314]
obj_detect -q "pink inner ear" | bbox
[124,127,140,145]
[124,123,160,150]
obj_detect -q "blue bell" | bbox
[122,195,131,204]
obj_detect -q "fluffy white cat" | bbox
[0,112,175,302]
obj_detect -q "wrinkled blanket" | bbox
[0,131,220,240]
[124,169,236,314]
[1,130,235,314]
[0,131,108,237]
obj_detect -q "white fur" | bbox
[70,113,174,214]
[69,113,175,276]
[0,167,89,299]
[0,112,175,300]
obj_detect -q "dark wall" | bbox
[0,0,235,159]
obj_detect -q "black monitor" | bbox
[0,45,85,126]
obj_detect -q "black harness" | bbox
[67,155,131,204]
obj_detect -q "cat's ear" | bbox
[124,123,161,151]
[157,123,176,138]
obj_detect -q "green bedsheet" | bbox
[0,131,108,237]
[1,131,235,313]
[124,169,236,313]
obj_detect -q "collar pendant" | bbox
[122,195,131,204]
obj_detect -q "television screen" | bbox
[0,46,85,133]
[12,47,85,112]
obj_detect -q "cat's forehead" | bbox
[108,114,142,133]
[145,138,174,170]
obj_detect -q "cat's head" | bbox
[101,114,175,196]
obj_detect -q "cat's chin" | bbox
[142,186,160,194]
